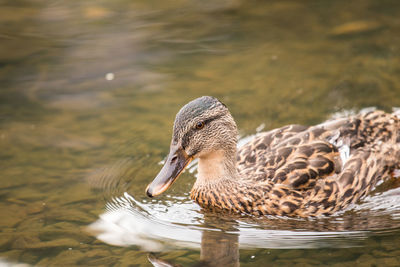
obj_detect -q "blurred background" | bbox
[1,0,400,266]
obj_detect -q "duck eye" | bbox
[195,121,205,129]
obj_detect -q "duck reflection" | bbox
[200,229,239,267]
[199,214,239,267]
[148,213,240,267]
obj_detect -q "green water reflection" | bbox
[1,0,400,266]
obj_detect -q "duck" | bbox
[146,96,400,217]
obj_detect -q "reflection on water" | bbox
[89,181,400,250]
[88,182,400,265]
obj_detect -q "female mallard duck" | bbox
[146,96,400,217]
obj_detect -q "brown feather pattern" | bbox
[157,97,400,217]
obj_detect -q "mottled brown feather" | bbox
[155,97,400,217]
[190,109,400,217]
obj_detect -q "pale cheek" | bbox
[196,150,207,158]
[186,142,203,157]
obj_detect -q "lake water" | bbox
[1,0,400,266]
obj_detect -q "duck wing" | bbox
[237,124,308,177]
[239,137,342,189]
[238,110,400,216]
[238,110,400,186]
[237,120,345,185]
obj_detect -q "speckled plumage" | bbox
[149,96,400,217]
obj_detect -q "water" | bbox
[1,0,400,266]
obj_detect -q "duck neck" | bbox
[192,147,257,214]
[195,148,239,185]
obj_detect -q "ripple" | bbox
[88,182,400,251]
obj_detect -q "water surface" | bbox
[1,0,400,266]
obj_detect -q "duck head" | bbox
[146,96,238,197]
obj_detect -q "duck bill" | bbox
[146,145,192,197]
